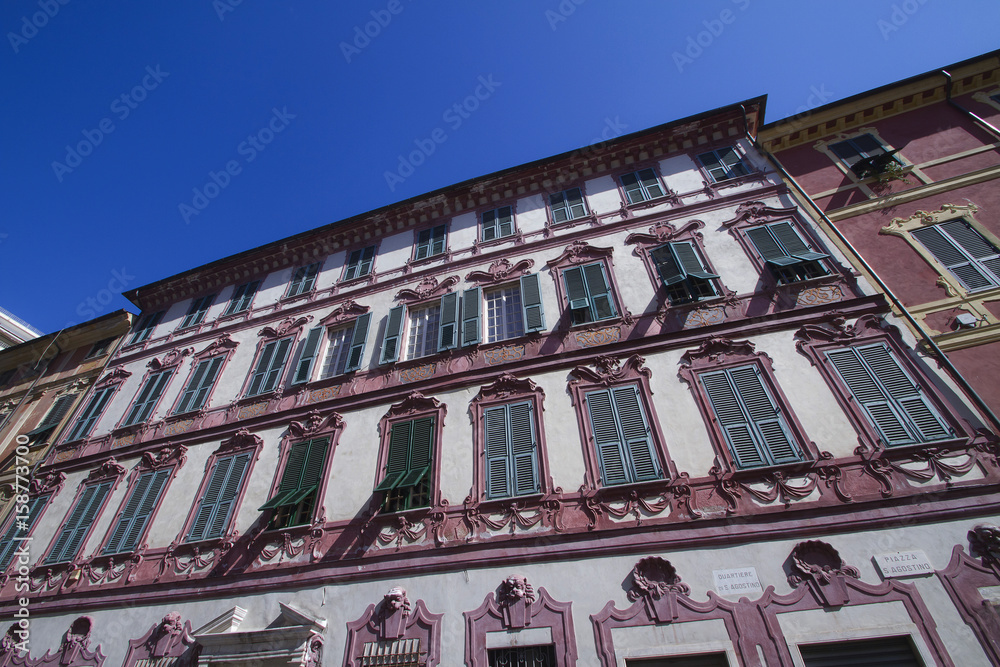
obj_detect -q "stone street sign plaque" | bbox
[873,551,934,578]
[713,567,763,597]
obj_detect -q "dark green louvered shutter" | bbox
[484,406,511,499]
[509,402,539,495]
[189,451,251,541]
[769,222,828,262]
[859,345,949,442]
[612,386,660,481]
[913,222,1000,291]
[67,386,115,441]
[827,348,913,446]
[345,312,372,372]
[260,441,307,509]
[376,421,412,492]
[207,452,251,538]
[438,292,460,351]
[124,371,172,426]
[583,263,615,319]
[653,244,685,286]
[0,494,50,570]
[27,395,76,436]
[104,468,170,554]
[380,305,406,364]
[483,402,539,499]
[292,327,324,385]
[181,294,215,328]
[416,225,446,260]
[399,417,433,487]
[176,356,223,414]
[46,481,112,563]
[586,389,630,486]
[746,227,797,266]
[225,281,259,316]
[563,266,590,313]
[520,273,545,333]
[673,242,719,280]
[701,370,767,468]
[461,288,481,346]
[129,311,164,345]
[258,338,292,394]
[729,366,799,463]
[248,341,277,396]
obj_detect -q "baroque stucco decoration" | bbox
[568,354,650,387]
[260,316,312,340]
[787,540,860,607]
[344,589,443,667]
[31,617,105,667]
[395,275,461,304]
[287,409,344,439]
[122,613,198,667]
[193,334,238,360]
[318,300,369,327]
[465,258,534,286]
[147,348,194,371]
[626,557,691,623]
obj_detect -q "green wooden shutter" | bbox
[563,266,590,312]
[508,401,539,496]
[248,340,277,396]
[225,281,259,315]
[67,387,114,441]
[746,228,797,266]
[652,245,685,286]
[399,417,433,487]
[583,263,615,320]
[827,348,913,446]
[0,494,50,570]
[673,242,719,280]
[769,222,827,262]
[125,371,172,426]
[700,371,767,468]
[461,287,481,346]
[206,451,251,538]
[287,438,329,505]
[359,245,376,276]
[189,356,223,412]
[376,421,413,492]
[259,338,292,393]
[728,366,799,463]
[438,292,460,351]
[129,311,163,345]
[858,344,950,442]
[292,327,324,385]
[611,386,660,482]
[484,405,511,499]
[188,454,233,541]
[585,389,629,486]
[914,224,998,291]
[46,481,112,563]
[28,395,76,436]
[519,273,545,333]
[104,468,170,554]
[260,441,309,509]
[345,312,372,372]
[380,305,406,364]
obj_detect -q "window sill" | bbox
[280,291,317,306]
[624,191,681,212]
[547,213,597,231]
[407,251,451,269]
[217,309,253,324]
[475,232,523,252]
[338,273,375,289]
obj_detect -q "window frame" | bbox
[241,318,309,398]
[341,245,378,283]
[373,393,445,513]
[679,338,815,474]
[222,280,261,317]
[547,186,590,226]
[627,219,727,307]
[178,293,216,330]
[567,355,675,491]
[286,262,321,299]
[40,459,126,566]
[619,167,670,205]
[85,337,116,359]
[462,260,547,347]
[314,302,373,380]
[126,311,164,347]
[546,242,624,329]
[379,282,463,365]
[169,336,239,415]
[0,492,54,573]
[411,223,449,263]
[119,368,175,428]
[480,204,516,243]
[62,369,130,443]
[182,432,261,543]
[815,128,909,188]
[696,146,751,183]
[912,219,1000,293]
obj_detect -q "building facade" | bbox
[0,308,42,351]
[0,96,998,666]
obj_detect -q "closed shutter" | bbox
[104,468,170,554]
[940,220,1000,283]
[182,295,215,328]
[858,345,950,442]
[438,292,460,351]
[124,371,172,426]
[28,395,76,436]
[380,305,406,364]
[225,281,259,315]
[913,222,1000,291]
[292,327,324,385]
[67,386,115,441]
[345,312,372,372]
[129,311,164,345]
[583,263,615,319]
[800,636,921,667]
[729,366,799,463]
[0,494,50,570]
[188,451,252,541]
[520,273,545,333]
[248,341,277,396]
[259,439,328,510]
[586,389,629,486]
[461,287,481,346]
[260,338,292,394]
[483,402,538,499]
[376,417,434,492]
[612,386,659,481]
[376,420,412,492]
[206,451,251,538]
[509,402,539,495]
[701,370,766,468]
[400,417,433,486]
[827,348,913,446]
[177,356,223,414]
[484,405,511,499]
[46,481,112,563]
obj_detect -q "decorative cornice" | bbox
[260,316,312,340]
[29,472,66,497]
[678,337,763,369]
[880,203,979,236]
[465,259,534,286]
[794,314,893,348]
[288,410,344,439]
[568,355,649,386]
[721,201,798,228]
[215,429,263,456]
[95,368,132,388]
[473,373,543,403]
[85,458,127,484]
[624,219,704,247]
[193,334,239,360]
[384,392,444,420]
[138,445,187,472]
[546,241,614,269]
[787,540,860,607]
[148,348,194,371]
[318,300,369,327]
[395,276,461,304]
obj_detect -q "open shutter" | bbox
[746,227,797,266]
[293,327,323,385]
[563,266,591,312]
[260,441,309,509]
[47,481,112,563]
[301,264,319,293]
[701,371,767,468]
[769,222,827,262]
[0,494,50,569]
[288,438,328,504]
[28,395,76,436]
[177,359,211,414]
[206,451,251,538]
[127,371,171,425]
[484,406,511,499]
[461,287,481,346]
[673,242,719,280]
[376,421,413,492]
[652,245,686,286]
[858,344,950,442]
[260,338,292,393]
[345,312,372,372]
[380,305,406,364]
[247,341,277,396]
[508,401,539,495]
[586,389,629,486]
[518,273,545,333]
[438,292,460,351]
[729,366,799,464]
[827,348,913,446]
[398,417,433,487]
[583,262,615,319]
[189,455,233,541]
[67,387,114,441]
[611,386,660,482]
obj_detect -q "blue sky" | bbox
[1,1,998,334]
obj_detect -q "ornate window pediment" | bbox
[345,588,443,667]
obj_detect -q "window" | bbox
[65,386,115,441]
[621,168,666,204]
[246,337,292,396]
[320,314,372,379]
[45,481,113,564]
[103,468,171,555]
[651,242,720,304]
[829,133,900,178]
[482,206,514,241]
[259,438,328,529]
[799,636,920,667]
[127,311,164,346]
[584,385,662,486]
[0,494,50,571]
[26,394,76,439]
[122,370,173,427]
[484,401,540,499]
[343,246,376,281]
[223,280,260,316]
[380,293,461,364]
[992,93,1000,105]
[826,343,951,446]
[563,262,616,324]
[697,147,749,182]
[549,188,587,223]
[460,274,545,346]
[912,219,1000,291]
[180,294,216,329]
[188,451,251,540]
[484,285,524,342]
[414,224,447,261]
[699,365,802,469]
[627,656,729,666]
[287,262,320,297]
[85,338,115,359]
[488,646,556,667]
[406,304,442,360]
[175,356,224,414]
[375,417,434,512]
[745,221,828,284]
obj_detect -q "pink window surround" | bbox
[690,144,765,193]
[407,222,452,270]
[165,334,240,417]
[677,337,817,475]
[59,369,132,446]
[281,261,325,305]
[338,242,380,286]
[544,182,596,231]
[464,258,535,288]
[568,354,678,490]
[174,428,263,545]
[33,459,126,569]
[343,588,443,667]
[591,544,956,667]
[0,473,65,581]
[545,241,629,329]
[464,575,577,667]
[112,347,194,432]
[795,315,968,453]
[939,524,1000,665]
[473,201,524,253]
[469,373,552,502]
[624,218,731,300]
[615,163,681,212]
[20,616,106,667]
[121,613,197,667]
[260,410,343,531]
[237,316,312,399]
[373,392,447,509]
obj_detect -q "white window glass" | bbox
[485,286,524,343]
[321,326,352,379]
[406,305,441,360]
